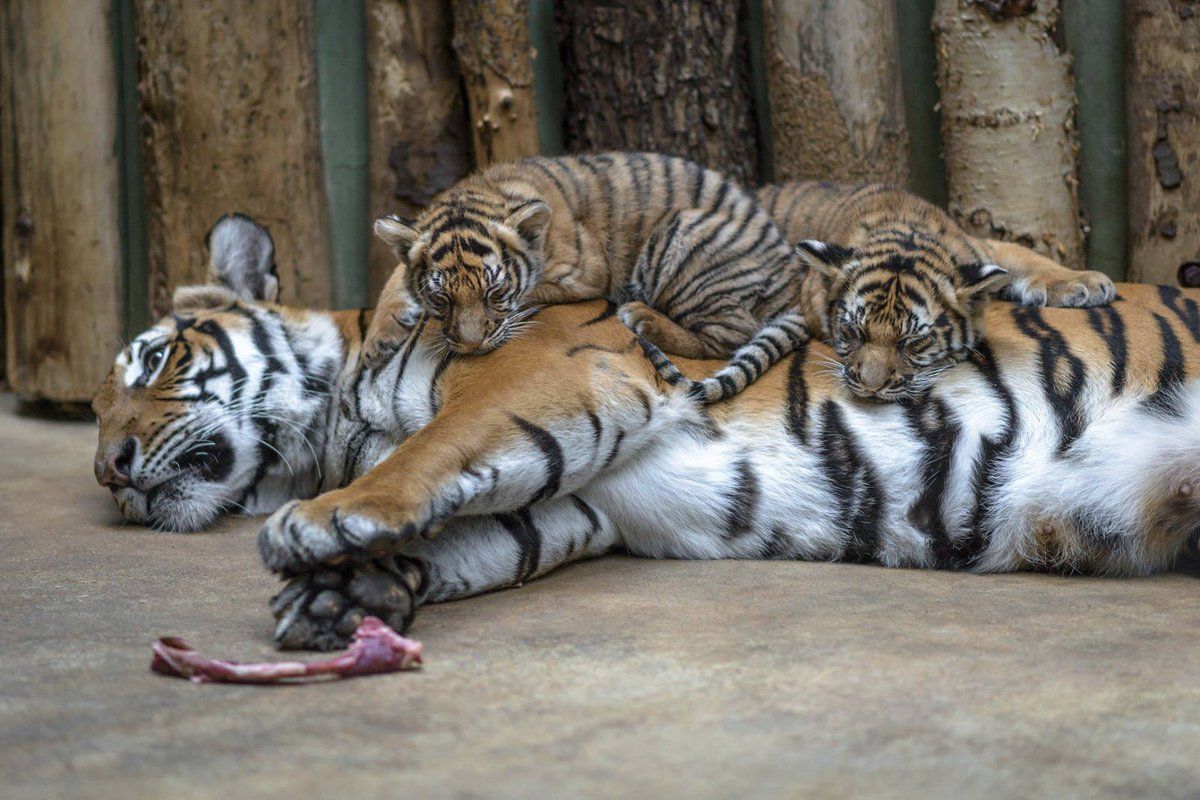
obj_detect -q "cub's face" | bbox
[375,197,551,355]
[799,240,1009,402]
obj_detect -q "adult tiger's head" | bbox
[374,186,551,355]
[797,238,1010,402]
[92,215,343,531]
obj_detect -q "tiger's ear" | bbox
[203,213,280,303]
[503,200,551,245]
[797,241,857,341]
[956,262,1010,306]
[796,240,859,279]
[374,215,420,259]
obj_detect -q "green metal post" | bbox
[315,0,370,309]
[112,0,149,339]
[528,0,564,156]
[1063,0,1127,280]
[897,0,947,205]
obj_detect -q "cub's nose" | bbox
[95,436,138,489]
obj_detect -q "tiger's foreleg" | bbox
[269,494,621,649]
[980,238,1115,308]
[259,373,665,574]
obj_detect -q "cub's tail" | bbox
[637,311,811,404]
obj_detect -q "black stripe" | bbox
[570,495,601,550]
[1011,307,1087,454]
[724,459,761,538]
[785,344,810,445]
[1145,313,1186,417]
[495,508,541,583]
[511,415,564,502]
[1158,285,1200,343]
[1085,306,1127,395]
[582,300,619,326]
[961,341,1017,565]
[818,401,884,563]
[903,397,961,568]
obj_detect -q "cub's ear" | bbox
[204,213,280,303]
[956,262,1010,305]
[503,200,551,244]
[796,240,859,278]
[374,215,420,258]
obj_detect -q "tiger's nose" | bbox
[855,361,892,393]
[96,436,138,489]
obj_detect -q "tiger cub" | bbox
[365,153,809,403]
[758,181,1117,402]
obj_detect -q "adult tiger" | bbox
[94,215,1200,650]
[758,182,1116,402]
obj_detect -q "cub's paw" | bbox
[1008,269,1116,308]
[258,492,435,575]
[269,557,426,650]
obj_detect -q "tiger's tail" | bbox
[637,311,811,404]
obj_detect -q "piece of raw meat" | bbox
[151,616,422,684]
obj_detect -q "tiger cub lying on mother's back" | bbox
[93,214,1199,650]
[366,152,810,403]
[761,181,1116,401]
[364,152,1115,406]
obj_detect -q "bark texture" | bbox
[0,1,124,401]
[135,0,331,314]
[451,0,540,168]
[763,0,909,185]
[557,0,761,186]
[365,0,471,294]
[934,0,1085,267]
[1126,0,1200,286]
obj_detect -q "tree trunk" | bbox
[450,0,540,169]
[933,0,1085,267]
[0,1,124,401]
[135,0,331,314]
[762,0,909,185]
[1126,0,1200,286]
[365,0,472,295]
[556,0,761,187]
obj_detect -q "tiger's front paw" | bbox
[269,557,425,650]
[258,490,438,575]
[1008,269,1116,308]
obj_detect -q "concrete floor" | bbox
[2,394,1199,799]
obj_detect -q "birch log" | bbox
[365,0,471,294]
[135,0,331,314]
[933,0,1085,267]
[762,0,908,185]
[1126,0,1200,286]
[0,1,124,401]
[450,0,540,168]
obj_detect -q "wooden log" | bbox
[450,0,540,168]
[1126,0,1200,286]
[365,0,471,295]
[762,0,908,185]
[0,1,124,401]
[135,0,331,314]
[933,0,1086,268]
[557,0,761,186]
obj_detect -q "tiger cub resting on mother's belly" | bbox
[760,182,1117,402]
[93,214,1200,650]
[365,152,809,404]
